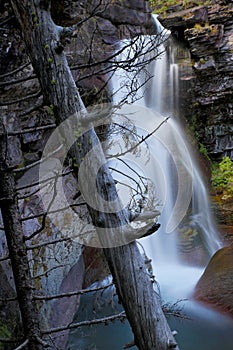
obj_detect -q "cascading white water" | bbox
[146,41,221,260]
[110,17,221,268]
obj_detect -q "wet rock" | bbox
[193,56,216,74]
[159,6,208,31]
[97,3,149,27]
[205,125,233,160]
[97,18,118,45]
[212,195,233,227]
[217,225,233,246]
[82,247,110,288]
[159,1,233,161]
[185,24,224,57]
[194,246,233,317]
[49,257,85,349]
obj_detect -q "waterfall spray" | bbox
[110,16,221,267]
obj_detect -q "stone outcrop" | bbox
[193,246,233,317]
[159,6,209,33]
[159,1,233,161]
[51,0,154,36]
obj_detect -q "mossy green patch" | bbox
[212,156,233,199]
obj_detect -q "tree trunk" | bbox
[104,244,179,349]
[10,1,179,348]
[0,121,43,349]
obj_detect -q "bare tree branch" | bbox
[13,339,29,350]
[0,74,37,88]
[0,338,23,344]
[22,201,86,226]
[42,311,126,335]
[34,282,113,301]
[26,237,72,250]
[0,254,10,261]
[17,184,46,200]
[7,124,56,136]
[13,144,63,173]
[18,99,44,117]
[0,296,17,302]
[16,169,73,191]
[111,116,170,157]
[0,62,30,78]
[61,0,108,38]
[24,173,59,241]
[0,90,41,106]
[32,264,66,280]
[123,340,136,349]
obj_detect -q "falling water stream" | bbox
[68,17,233,350]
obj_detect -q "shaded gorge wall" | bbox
[158,0,233,161]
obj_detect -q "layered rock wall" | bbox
[159,1,233,161]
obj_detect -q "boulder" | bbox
[194,246,233,317]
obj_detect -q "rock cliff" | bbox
[159,1,233,161]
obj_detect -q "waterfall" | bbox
[110,17,221,272]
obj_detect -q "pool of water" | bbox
[67,280,137,350]
[169,301,233,350]
[67,271,233,350]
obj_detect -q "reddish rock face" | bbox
[82,246,110,288]
[193,246,233,317]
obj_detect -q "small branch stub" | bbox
[167,339,178,349]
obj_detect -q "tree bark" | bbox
[0,122,43,349]
[10,1,179,349]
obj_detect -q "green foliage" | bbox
[0,324,11,337]
[49,104,54,115]
[200,57,206,64]
[212,156,233,198]
[16,158,25,169]
[199,143,210,160]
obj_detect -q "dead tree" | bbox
[9,1,179,349]
[0,121,44,350]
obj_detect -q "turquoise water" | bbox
[67,282,137,350]
[168,302,233,350]
[67,279,233,350]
